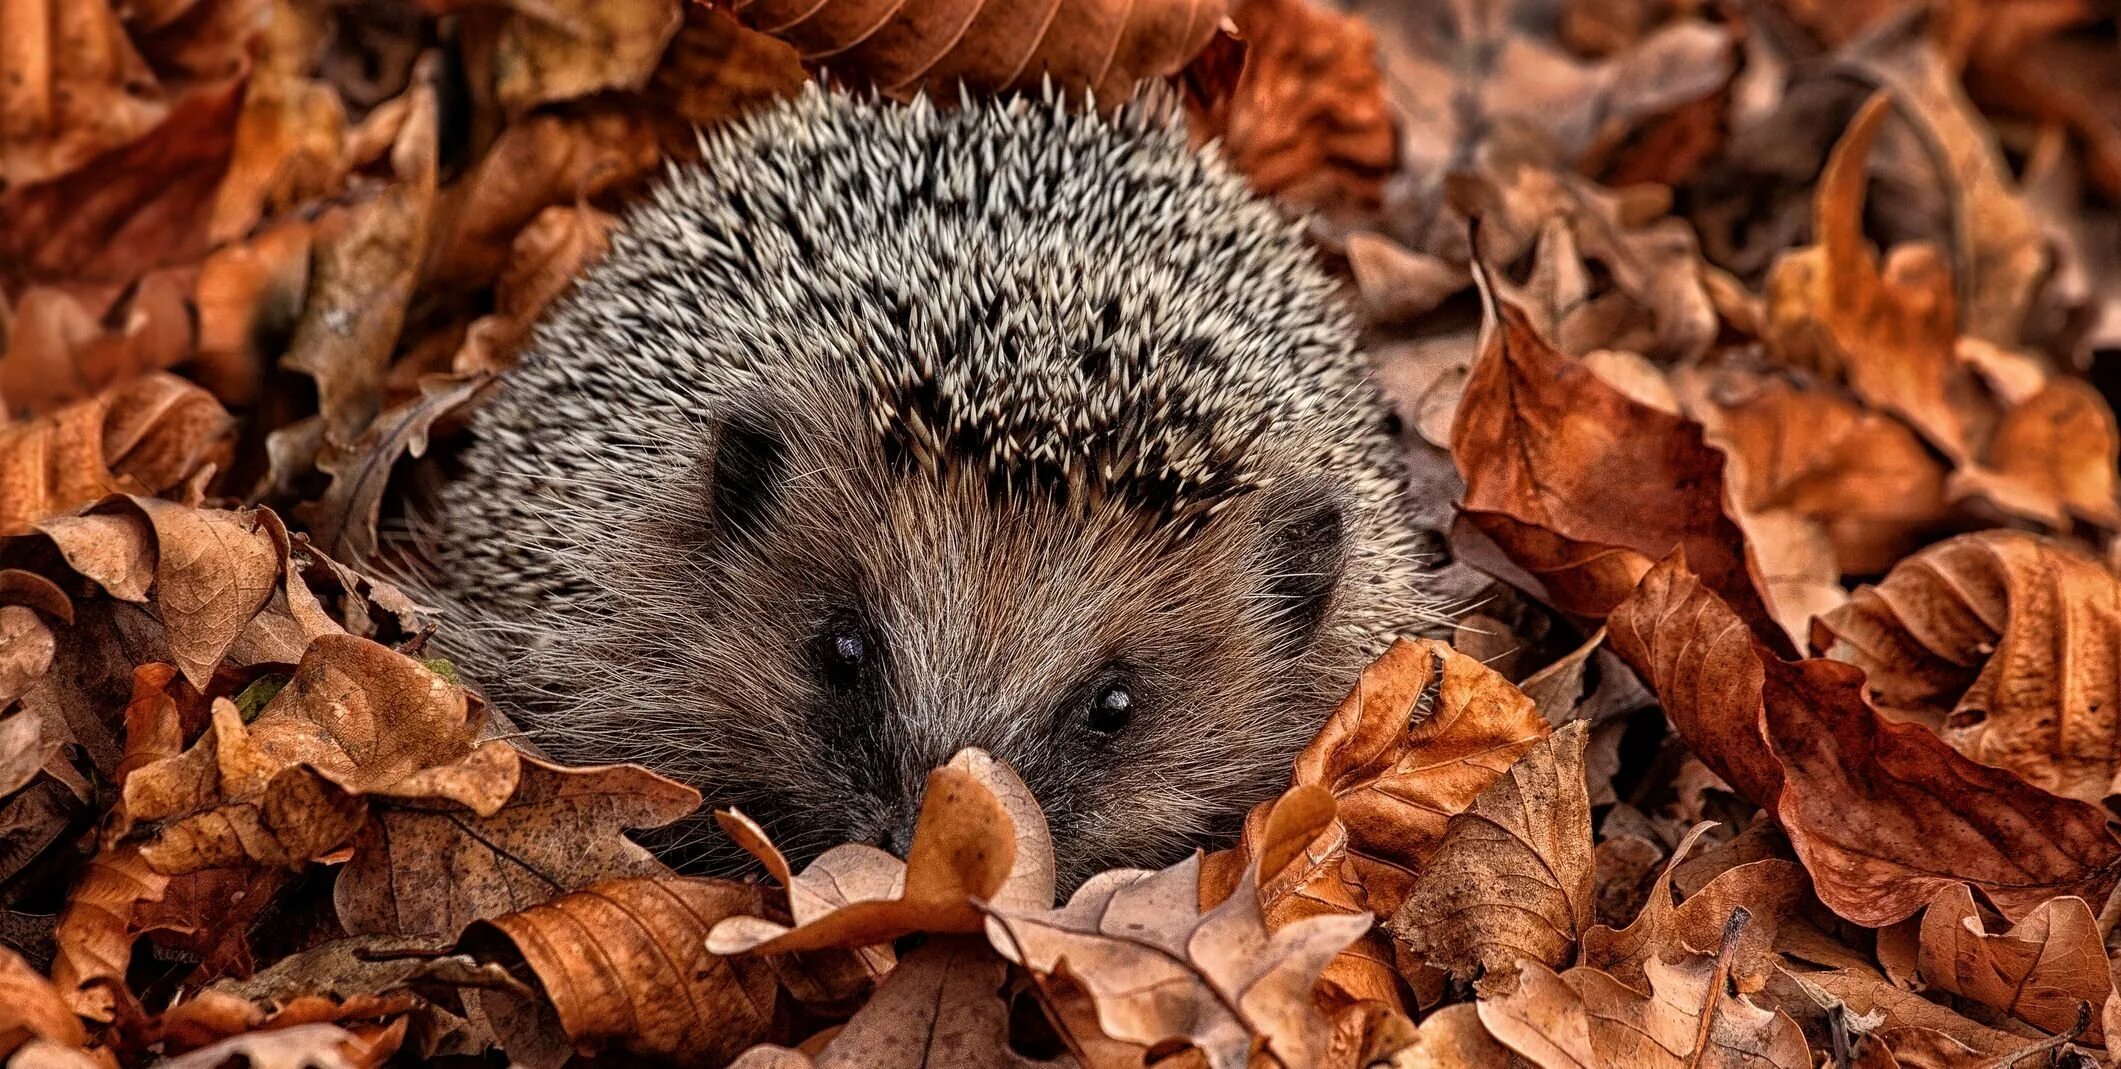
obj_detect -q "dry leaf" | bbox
[281,74,436,446]
[1479,948,1809,1069]
[154,1020,404,1069]
[732,0,1228,105]
[1452,296,1783,647]
[1388,721,1594,996]
[1915,885,2110,1041]
[1814,531,2121,804]
[0,0,172,188]
[1677,367,1948,575]
[0,945,89,1058]
[983,788,1368,1069]
[710,749,1049,955]
[1286,638,1550,919]
[121,634,477,871]
[1612,555,2121,925]
[0,375,233,536]
[1948,378,2121,530]
[336,748,700,938]
[1764,94,1977,461]
[455,0,682,113]
[1209,0,1395,215]
[471,876,779,1065]
[730,937,1057,1069]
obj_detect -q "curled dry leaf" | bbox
[1611,555,2121,925]
[1209,0,1395,215]
[336,747,700,939]
[49,845,167,1022]
[1764,94,1977,461]
[0,945,89,1059]
[730,0,1227,104]
[709,748,1050,954]
[982,787,1369,1069]
[1478,938,1809,1069]
[121,634,477,872]
[1387,721,1594,997]
[0,375,234,537]
[1451,296,1783,648]
[153,1020,404,1069]
[1915,885,2110,1041]
[1286,637,1549,918]
[1814,531,2121,805]
[471,876,779,1066]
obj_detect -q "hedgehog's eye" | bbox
[813,622,873,691]
[1086,682,1134,734]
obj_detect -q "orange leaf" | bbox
[474,876,780,1065]
[1612,555,2121,925]
[0,375,234,537]
[1814,531,2121,805]
[1452,296,1784,649]
[732,0,1228,104]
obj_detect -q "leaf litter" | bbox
[3,0,2121,1065]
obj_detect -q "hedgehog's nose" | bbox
[873,814,919,859]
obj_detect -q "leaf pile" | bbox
[4,0,2121,1066]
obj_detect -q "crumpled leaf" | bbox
[1947,378,2121,530]
[121,634,477,871]
[336,747,700,938]
[1387,721,1593,997]
[1611,554,2121,925]
[982,787,1369,1069]
[281,72,435,447]
[0,0,173,188]
[0,374,233,537]
[710,748,1049,955]
[1206,0,1394,216]
[732,0,1228,105]
[49,844,168,1022]
[0,277,195,419]
[1283,637,1550,919]
[1814,532,2121,805]
[469,875,779,1065]
[1915,884,2110,1041]
[730,937,1056,1069]
[1479,945,1809,1069]
[1452,295,1784,648]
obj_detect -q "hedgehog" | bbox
[423,84,1433,885]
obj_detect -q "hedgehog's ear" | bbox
[706,411,788,542]
[1250,481,1348,657]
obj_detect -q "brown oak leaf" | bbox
[981,787,1369,1069]
[1387,721,1594,996]
[335,747,700,938]
[0,376,233,538]
[1479,947,1809,1069]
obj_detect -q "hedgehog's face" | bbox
[654,409,1369,886]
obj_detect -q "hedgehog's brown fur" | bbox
[422,85,1434,885]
